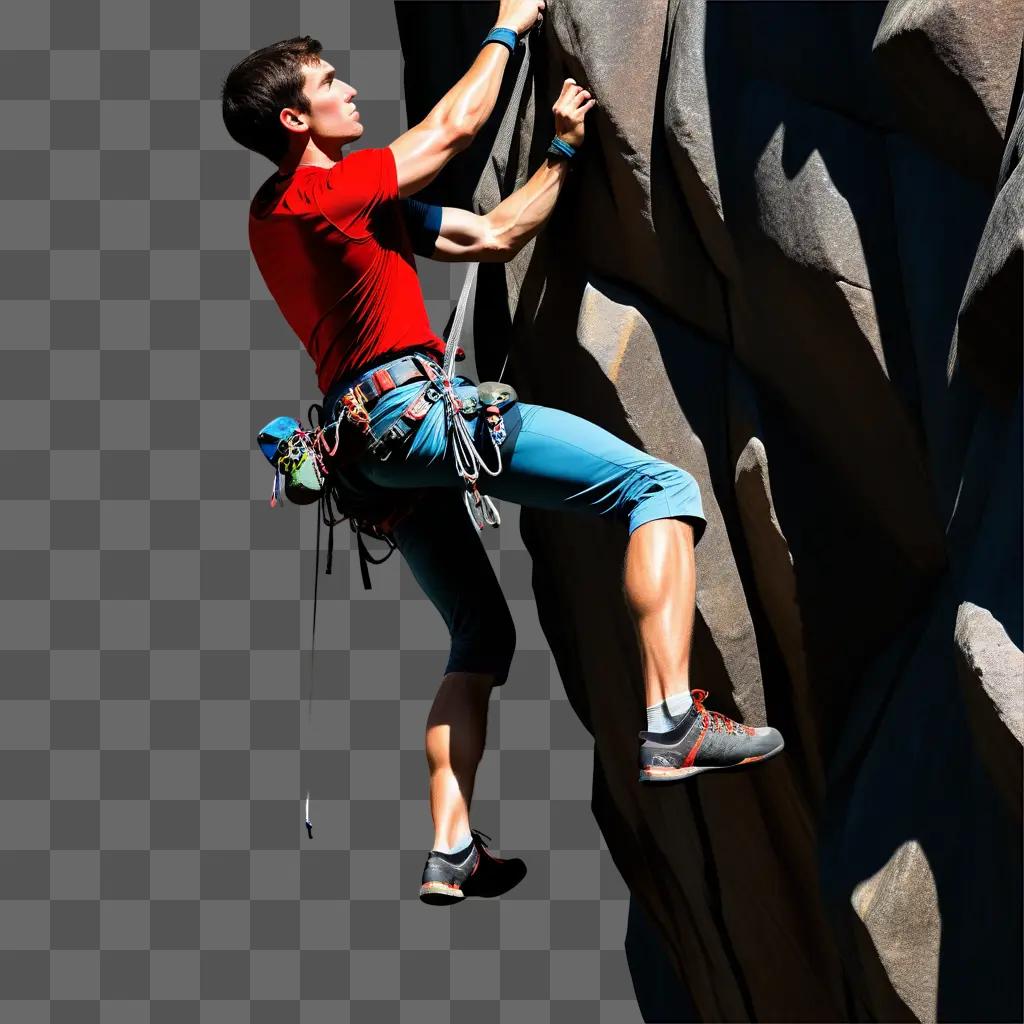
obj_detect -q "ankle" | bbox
[665,689,693,718]
[645,688,693,733]
[432,829,473,855]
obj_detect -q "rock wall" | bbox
[396,2,1023,1020]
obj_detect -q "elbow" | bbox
[446,117,477,152]
[497,234,524,263]
[481,243,516,264]
[484,214,518,263]
[425,106,475,153]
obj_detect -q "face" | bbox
[281,58,363,148]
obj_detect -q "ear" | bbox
[279,107,308,135]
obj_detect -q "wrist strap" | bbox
[547,137,578,161]
[482,27,518,54]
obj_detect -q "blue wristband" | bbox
[481,27,519,54]
[547,137,578,160]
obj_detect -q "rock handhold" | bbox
[954,601,1024,814]
[954,82,1024,406]
[851,839,942,1024]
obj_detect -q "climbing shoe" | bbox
[418,829,527,906]
[638,689,784,782]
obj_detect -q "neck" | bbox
[279,140,343,175]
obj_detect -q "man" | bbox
[222,1,784,906]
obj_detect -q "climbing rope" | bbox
[436,21,536,529]
[437,262,505,529]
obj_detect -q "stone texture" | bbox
[396,1,1023,1020]
[955,65,1024,407]
[872,0,1024,187]
[851,839,942,1023]
[954,601,1024,813]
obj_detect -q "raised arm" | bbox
[401,78,596,263]
[389,0,546,199]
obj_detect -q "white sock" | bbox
[666,689,693,719]
[432,831,473,856]
[645,690,693,733]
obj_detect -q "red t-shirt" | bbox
[248,147,446,395]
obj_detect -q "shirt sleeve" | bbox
[316,147,400,236]
[399,198,444,257]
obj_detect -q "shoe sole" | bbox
[638,740,785,783]
[418,881,466,906]
[419,864,528,905]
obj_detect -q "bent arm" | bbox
[428,206,509,263]
[485,155,571,256]
[408,152,572,263]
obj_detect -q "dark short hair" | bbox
[221,36,323,164]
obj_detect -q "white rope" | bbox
[443,260,478,379]
[448,392,503,529]
[435,28,534,527]
[440,235,504,530]
[434,273,503,526]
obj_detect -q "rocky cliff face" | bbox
[396,2,1023,1020]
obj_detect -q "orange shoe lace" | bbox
[690,689,756,736]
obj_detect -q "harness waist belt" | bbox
[328,347,465,408]
[334,355,429,410]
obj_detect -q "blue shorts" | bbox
[330,356,706,686]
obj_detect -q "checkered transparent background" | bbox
[0,1,642,1021]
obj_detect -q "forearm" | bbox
[434,29,515,138]
[488,156,572,253]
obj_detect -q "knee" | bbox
[627,461,696,507]
[627,462,706,544]
[652,461,700,496]
[447,603,517,687]
[478,604,517,685]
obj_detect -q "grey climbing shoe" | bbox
[418,829,527,906]
[638,689,784,782]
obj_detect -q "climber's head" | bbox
[222,36,363,166]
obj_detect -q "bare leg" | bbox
[622,518,697,708]
[424,670,495,851]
